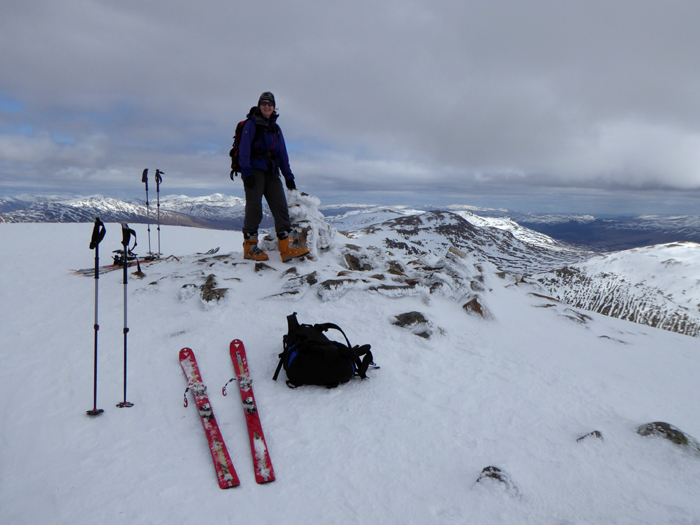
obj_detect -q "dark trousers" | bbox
[242,169,292,238]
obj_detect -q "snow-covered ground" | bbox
[2,212,700,524]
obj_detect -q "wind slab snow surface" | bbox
[1,202,700,524]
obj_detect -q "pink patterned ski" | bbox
[180,347,240,489]
[229,339,276,483]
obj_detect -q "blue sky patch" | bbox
[0,94,24,113]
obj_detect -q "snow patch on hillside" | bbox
[536,242,700,337]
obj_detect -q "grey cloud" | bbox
[1,0,700,213]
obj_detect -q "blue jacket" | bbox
[239,107,294,181]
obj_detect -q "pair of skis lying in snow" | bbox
[72,247,219,276]
[180,339,275,489]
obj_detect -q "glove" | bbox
[285,178,296,191]
[243,175,255,189]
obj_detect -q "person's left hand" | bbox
[285,179,297,191]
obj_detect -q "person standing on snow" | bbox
[238,92,309,262]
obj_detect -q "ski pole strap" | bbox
[89,217,106,249]
[222,378,235,396]
[155,169,163,187]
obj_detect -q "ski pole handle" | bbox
[90,217,106,250]
[120,222,137,250]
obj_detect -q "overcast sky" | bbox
[2,0,700,215]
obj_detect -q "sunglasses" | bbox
[260,101,275,107]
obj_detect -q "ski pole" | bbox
[87,217,106,417]
[117,222,135,408]
[155,169,164,256]
[141,168,152,257]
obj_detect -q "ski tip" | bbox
[230,339,244,350]
[179,347,193,360]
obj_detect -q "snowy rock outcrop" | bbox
[392,311,434,339]
[136,192,700,340]
[637,422,700,455]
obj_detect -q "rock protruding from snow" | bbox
[392,311,433,339]
[462,295,492,319]
[576,430,604,442]
[200,274,227,303]
[637,422,700,454]
[475,466,520,497]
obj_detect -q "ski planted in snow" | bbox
[180,347,240,489]
[225,339,276,483]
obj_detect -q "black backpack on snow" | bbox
[273,312,375,388]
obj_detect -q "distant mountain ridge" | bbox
[322,203,700,251]
[442,205,700,251]
[2,194,700,250]
[0,193,269,230]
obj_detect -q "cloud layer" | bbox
[2,0,700,213]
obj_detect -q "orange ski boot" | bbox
[243,237,269,261]
[278,236,309,262]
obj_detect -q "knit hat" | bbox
[258,92,276,107]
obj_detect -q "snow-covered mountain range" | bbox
[325,203,700,250]
[2,194,700,250]
[0,193,255,229]
[322,204,700,338]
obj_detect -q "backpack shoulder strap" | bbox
[273,313,301,381]
[354,344,373,379]
[314,322,352,348]
[272,338,286,381]
[315,322,374,379]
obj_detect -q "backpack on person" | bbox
[273,312,375,388]
[229,115,282,180]
[229,119,250,180]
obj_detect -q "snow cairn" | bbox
[260,190,339,259]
